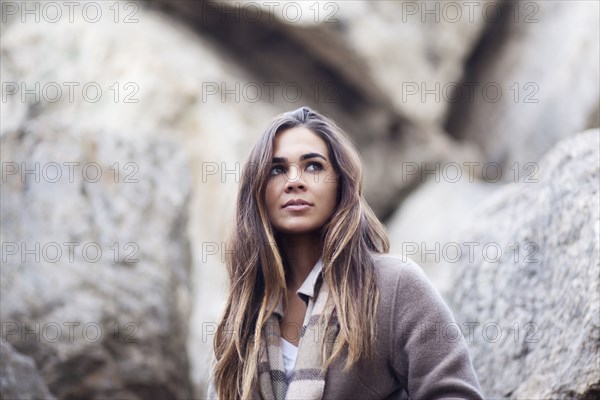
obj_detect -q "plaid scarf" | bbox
[258,278,339,400]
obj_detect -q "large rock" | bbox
[0,3,282,396]
[386,174,497,293]
[446,1,600,170]
[0,342,56,400]
[187,0,494,126]
[0,122,193,399]
[444,129,600,398]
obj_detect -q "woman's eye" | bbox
[306,162,324,172]
[270,166,285,175]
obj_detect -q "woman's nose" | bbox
[285,180,306,191]
[285,165,306,191]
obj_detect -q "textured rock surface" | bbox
[386,175,497,293]
[207,0,494,125]
[0,342,56,400]
[0,122,194,399]
[0,4,282,396]
[444,130,600,398]
[447,1,600,170]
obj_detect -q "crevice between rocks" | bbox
[444,0,515,140]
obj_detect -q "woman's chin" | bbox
[274,225,322,236]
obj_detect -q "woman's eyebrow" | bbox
[271,153,328,163]
[271,157,287,164]
[301,152,328,161]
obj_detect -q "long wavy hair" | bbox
[212,106,389,399]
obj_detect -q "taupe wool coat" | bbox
[208,254,484,399]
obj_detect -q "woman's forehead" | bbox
[273,126,329,158]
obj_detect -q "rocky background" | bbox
[1,0,598,399]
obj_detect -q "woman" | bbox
[208,106,484,399]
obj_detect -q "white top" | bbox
[280,337,298,381]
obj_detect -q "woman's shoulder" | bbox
[370,253,435,296]
[371,252,426,279]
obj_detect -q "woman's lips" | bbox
[283,199,312,211]
[282,199,312,208]
[283,204,312,211]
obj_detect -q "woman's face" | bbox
[265,126,339,235]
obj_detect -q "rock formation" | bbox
[444,130,600,398]
[0,342,55,400]
[1,122,194,399]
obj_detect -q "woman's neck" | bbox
[278,233,323,291]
